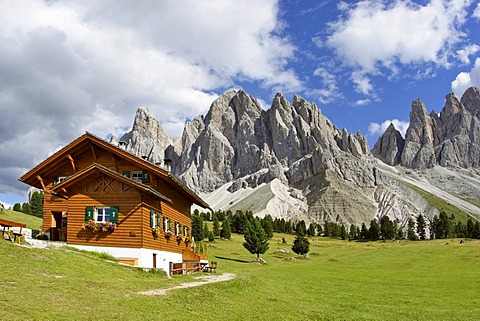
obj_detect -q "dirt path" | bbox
[138,273,236,296]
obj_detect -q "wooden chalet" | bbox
[19,132,210,274]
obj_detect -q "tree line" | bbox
[12,190,43,218]
[193,208,480,243]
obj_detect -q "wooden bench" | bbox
[0,219,26,243]
[203,261,217,273]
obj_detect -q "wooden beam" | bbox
[36,175,46,190]
[90,144,98,161]
[111,153,118,171]
[67,155,76,173]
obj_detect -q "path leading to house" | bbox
[138,273,236,296]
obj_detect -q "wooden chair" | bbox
[203,261,218,273]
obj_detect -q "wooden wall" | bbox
[66,177,143,248]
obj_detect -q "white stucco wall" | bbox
[68,244,182,275]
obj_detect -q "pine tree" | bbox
[29,190,44,218]
[203,222,209,240]
[261,217,274,239]
[360,222,369,240]
[191,214,204,241]
[416,214,426,240]
[349,224,357,241]
[220,219,232,240]
[243,219,269,259]
[292,235,310,255]
[369,219,380,240]
[295,220,307,236]
[307,223,316,237]
[407,217,417,240]
[340,225,347,240]
[213,215,220,236]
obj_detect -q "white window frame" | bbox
[58,176,68,183]
[163,217,168,231]
[130,171,143,183]
[95,207,111,223]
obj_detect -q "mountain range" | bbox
[111,87,480,228]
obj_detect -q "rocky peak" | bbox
[120,107,173,166]
[372,123,404,166]
[460,86,480,118]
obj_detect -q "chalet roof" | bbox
[50,162,172,203]
[19,131,209,209]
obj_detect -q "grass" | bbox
[403,182,473,222]
[1,234,480,320]
[0,209,43,230]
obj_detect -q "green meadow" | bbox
[1,234,479,320]
[0,209,42,230]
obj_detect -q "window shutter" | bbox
[168,218,172,231]
[110,206,119,223]
[157,212,161,227]
[53,176,58,186]
[122,171,130,178]
[150,210,155,228]
[85,206,94,222]
[142,170,149,183]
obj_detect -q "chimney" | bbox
[164,159,172,172]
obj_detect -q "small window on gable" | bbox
[130,171,143,183]
[53,176,68,186]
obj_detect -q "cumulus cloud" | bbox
[0,0,300,198]
[456,44,480,64]
[327,0,470,71]
[474,2,480,19]
[327,0,472,72]
[312,67,341,104]
[451,57,480,98]
[368,119,410,138]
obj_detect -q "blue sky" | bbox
[0,0,479,208]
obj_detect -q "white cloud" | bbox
[474,3,480,19]
[355,99,371,106]
[312,67,341,104]
[456,44,480,64]
[327,0,472,72]
[451,57,480,98]
[351,71,373,95]
[0,0,300,198]
[368,119,410,138]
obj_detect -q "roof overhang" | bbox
[51,162,172,203]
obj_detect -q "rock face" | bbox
[111,107,174,167]
[116,87,480,226]
[372,123,404,166]
[374,87,480,169]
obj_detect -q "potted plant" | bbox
[152,226,163,237]
[164,230,173,240]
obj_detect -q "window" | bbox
[85,206,118,223]
[130,171,143,183]
[150,210,161,228]
[96,207,110,223]
[53,176,68,186]
[122,170,149,183]
[163,217,168,231]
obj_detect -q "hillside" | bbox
[0,209,42,230]
[1,236,480,320]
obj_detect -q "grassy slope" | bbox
[403,183,473,222]
[1,234,480,320]
[0,209,42,230]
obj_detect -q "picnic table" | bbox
[0,219,26,243]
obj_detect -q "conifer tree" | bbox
[416,214,426,240]
[243,219,269,259]
[220,219,231,240]
[213,215,220,237]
